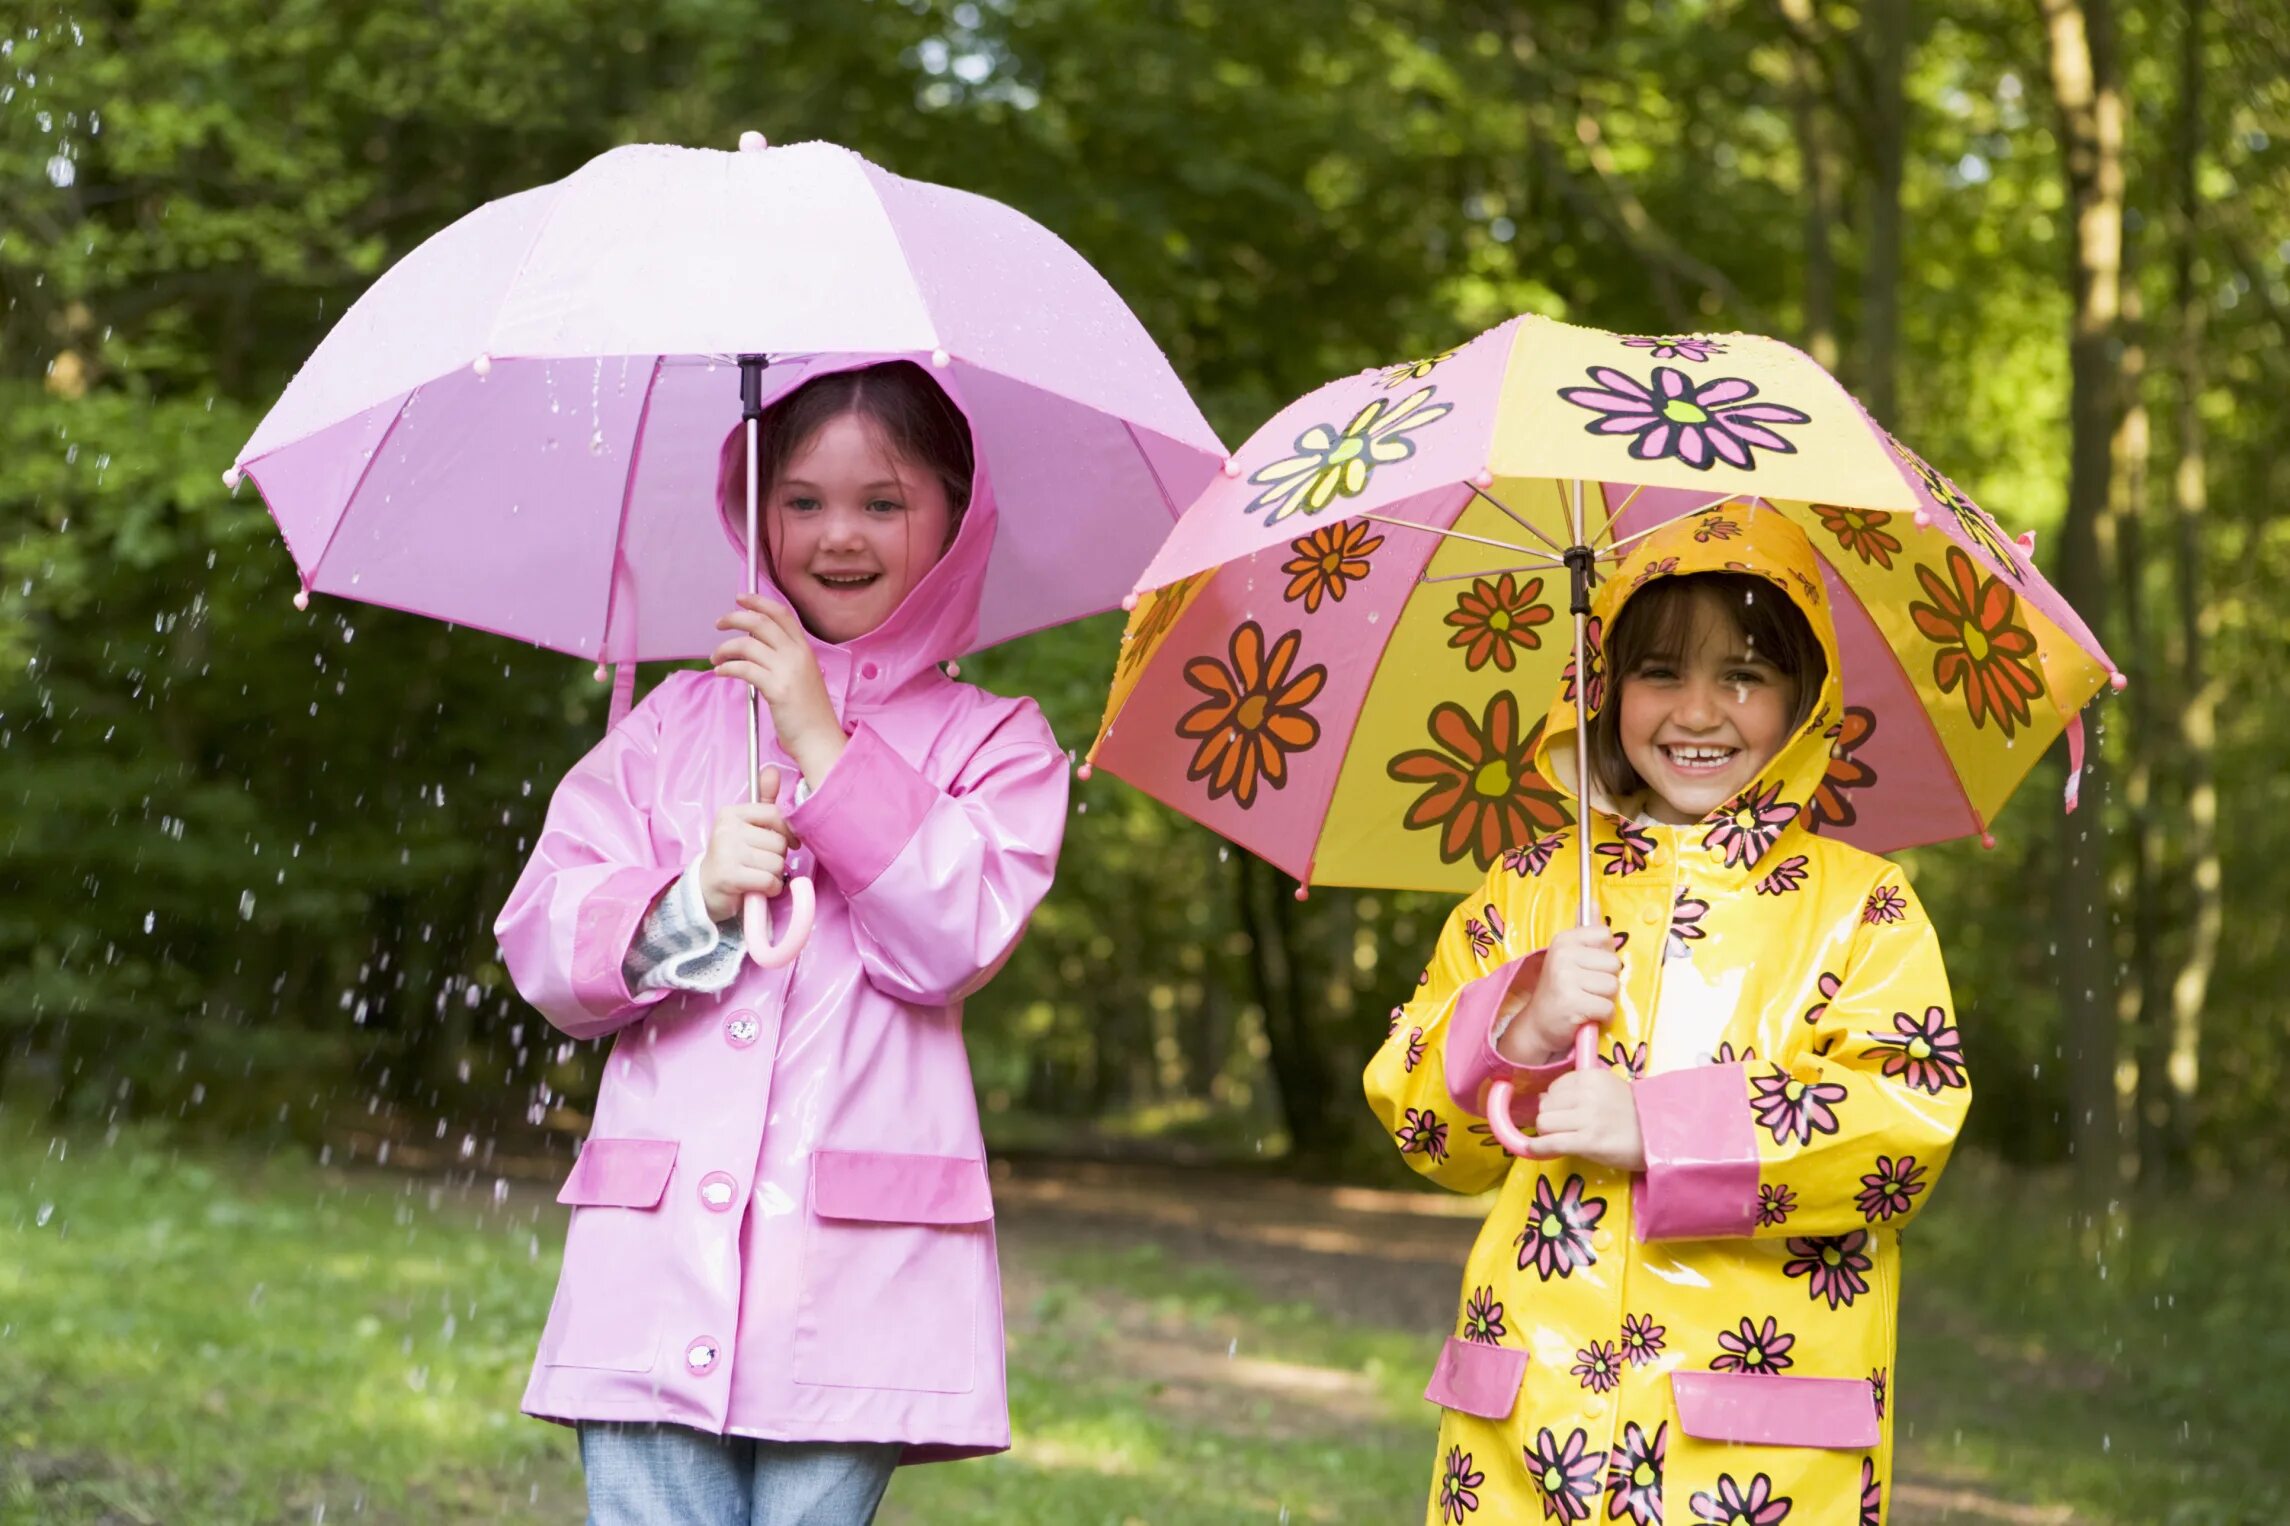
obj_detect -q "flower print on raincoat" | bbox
[1365,504,1967,1525]
[496,372,1067,1463]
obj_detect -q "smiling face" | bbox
[1616,591,1801,824]
[764,411,956,645]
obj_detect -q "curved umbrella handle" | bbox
[743,875,815,968]
[1481,1021,1602,1157]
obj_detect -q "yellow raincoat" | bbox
[1365,505,1966,1526]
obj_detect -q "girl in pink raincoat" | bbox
[496,360,1068,1525]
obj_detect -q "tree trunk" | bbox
[1859,0,1909,420]
[2163,0,2217,1177]
[1234,854,1335,1160]
[1781,0,1841,371]
[2040,0,2126,1196]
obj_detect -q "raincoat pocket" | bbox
[544,1139,681,1372]
[792,1150,994,1395]
[1671,1372,1880,1448]
[1423,1338,1528,1420]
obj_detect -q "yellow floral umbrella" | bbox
[1085,313,2117,896]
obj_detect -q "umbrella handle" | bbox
[1481,1022,1601,1157]
[743,876,815,967]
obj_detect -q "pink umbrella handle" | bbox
[1481,1021,1602,1158]
[743,875,815,967]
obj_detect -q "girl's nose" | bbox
[1675,679,1723,728]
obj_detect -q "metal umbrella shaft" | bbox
[737,354,815,968]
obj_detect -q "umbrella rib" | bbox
[1468,484,1567,553]
[1603,491,1765,557]
[1354,513,1565,565]
[1590,482,1644,545]
[596,356,668,661]
[1418,562,1568,585]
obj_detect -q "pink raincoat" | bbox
[496,432,1067,1461]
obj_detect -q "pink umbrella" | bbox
[231,134,1224,961]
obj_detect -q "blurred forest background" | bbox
[4,0,2287,1197]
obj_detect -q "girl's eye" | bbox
[1725,669,1768,685]
[785,496,821,513]
[1635,663,1678,681]
[867,499,904,514]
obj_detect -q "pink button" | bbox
[685,1335,722,1375]
[723,1010,761,1049]
[698,1171,739,1212]
[860,660,880,680]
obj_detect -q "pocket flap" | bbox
[811,1150,993,1225]
[556,1138,679,1208]
[1671,1372,1879,1448]
[1423,1337,1528,1420]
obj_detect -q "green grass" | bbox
[3,1124,2282,1524]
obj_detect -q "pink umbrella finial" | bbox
[738,130,768,152]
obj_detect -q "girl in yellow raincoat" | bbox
[1365,503,1966,1526]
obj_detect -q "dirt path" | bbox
[988,1156,2078,1525]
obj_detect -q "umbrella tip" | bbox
[1472,469,1494,489]
[473,354,492,377]
[222,466,243,491]
[2108,670,2128,692]
[594,663,610,683]
[944,660,961,677]
[1221,457,1241,478]
[2016,528,2037,552]
[1075,762,1093,781]
[1980,832,1997,850]
[1293,885,1310,902]
[291,588,309,611]
[1120,593,1139,612]
[738,130,769,152]
[1912,510,1931,529]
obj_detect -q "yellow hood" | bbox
[1534,500,1843,854]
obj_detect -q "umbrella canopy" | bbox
[230,137,1224,662]
[1086,313,2118,894]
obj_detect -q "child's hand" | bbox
[695,768,799,924]
[1495,925,1621,1066]
[713,595,846,785]
[1524,1067,1646,1172]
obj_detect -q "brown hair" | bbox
[1587,572,1829,800]
[715,360,975,548]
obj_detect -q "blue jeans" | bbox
[578,1423,899,1526]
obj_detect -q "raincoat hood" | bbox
[719,355,996,690]
[1534,500,1843,855]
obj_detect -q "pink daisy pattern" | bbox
[1666,889,1710,962]
[1403,1026,1426,1073]
[1629,555,1683,591]
[1514,1172,1608,1280]
[1754,854,1809,897]
[1694,513,1743,543]
[1521,1426,1606,1524]
[1703,780,1800,869]
[1711,1041,1758,1066]
[1750,1064,1849,1146]
[1397,1106,1451,1163]
[1439,1445,1485,1522]
[1465,903,1509,958]
[1559,365,1813,472]
[1856,1153,1928,1223]
[1869,1367,1887,1419]
[1605,1420,1667,1525]
[1620,1312,1667,1366]
[1597,821,1658,877]
[1572,1339,1623,1394]
[1461,1284,1509,1344]
[1689,1472,1793,1524]
[1711,1316,1796,1376]
[1862,1006,1968,1094]
[1623,335,1728,363]
[1755,1182,1798,1228]
[1606,1041,1649,1080]
[1505,832,1565,878]
[1859,1456,1883,1526]
[1560,617,1607,714]
[1782,1230,1875,1309]
[1862,885,1908,925]
[1802,970,1842,1025]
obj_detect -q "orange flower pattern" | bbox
[1803,707,1878,831]
[1811,503,1903,571]
[1175,622,1327,808]
[1281,520,1385,613]
[1444,573,1555,671]
[1387,693,1572,869]
[1908,547,2046,738]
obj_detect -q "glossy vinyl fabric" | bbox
[1365,507,1968,1525]
[496,431,1067,1462]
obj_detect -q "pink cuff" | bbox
[1443,952,1570,1118]
[571,865,683,1019]
[1632,1063,1759,1240]
[785,722,938,895]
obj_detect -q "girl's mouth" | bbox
[813,572,881,591]
[1659,744,1737,774]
